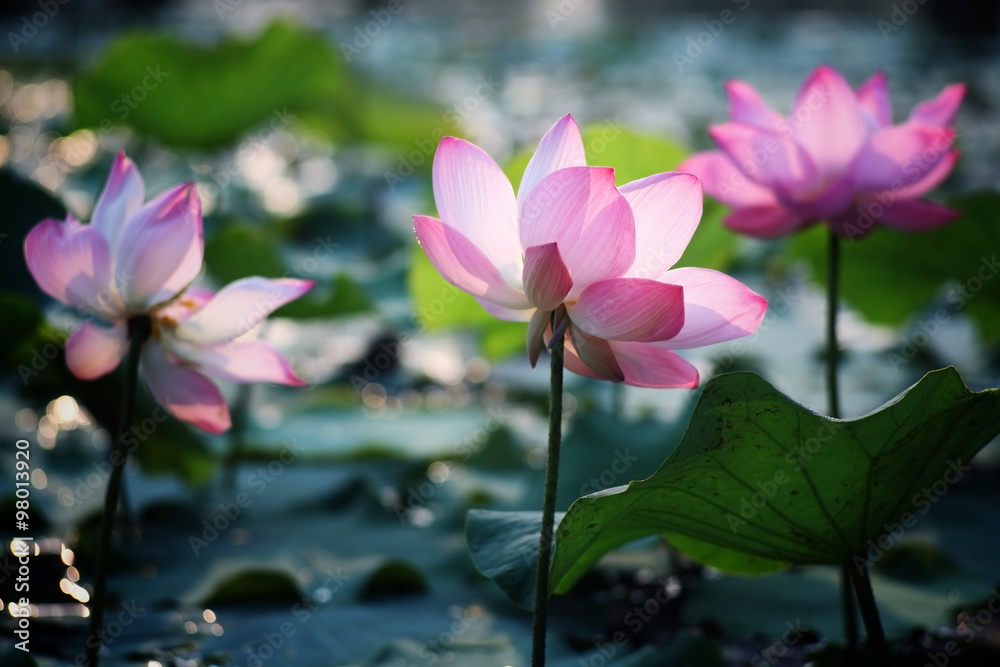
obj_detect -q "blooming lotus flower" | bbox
[678,66,964,240]
[24,152,313,433]
[413,114,767,388]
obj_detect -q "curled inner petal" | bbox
[567,325,624,382]
[523,243,573,311]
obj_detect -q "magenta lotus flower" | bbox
[24,152,313,433]
[413,114,767,388]
[678,66,964,240]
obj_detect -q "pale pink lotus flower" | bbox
[413,114,767,388]
[24,152,313,433]
[678,66,964,240]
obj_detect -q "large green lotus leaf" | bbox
[467,369,1000,605]
[550,368,1000,592]
[465,510,565,610]
[73,21,343,148]
[788,190,1000,339]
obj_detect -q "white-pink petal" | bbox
[174,277,315,345]
[656,267,767,349]
[115,182,203,311]
[889,149,959,200]
[607,342,700,389]
[863,198,959,232]
[182,339,308,386]
[140,342,231,434]
[475,297,533,322]
[65,321,127,380]
[722,205,802,238]
[850,125,955,194]
[779,173,855,222]
[432,137,522,279]
[91,152,145,248]
[677,152,780,210]
[908,84,965,128]
[517,114,587,213]
[570,278,685,342]
[855,71,892,128]
[725,80,784,130]
[620,172,703,279]
[709,123,820,200]
[519,166,635,292]
[24,218,122,320]
[414,215,529,311]
[790,66,867,178]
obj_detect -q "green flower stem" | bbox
[826,228,859,661]
[224,384,252,496]
[827,228,886,659]
[532,326,565,667]
[849,557,888,659]
[827,227,841,421]
[84,316,149,667]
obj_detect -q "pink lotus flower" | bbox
[413,114,767,388]
[24,152,313,433]
[678,66,964,240]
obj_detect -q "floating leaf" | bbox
[199,567,304,606]
[358,559,428,601]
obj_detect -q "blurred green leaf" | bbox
[503,123,689,189]
[407,244,524,359]
[0,292,45,372]
[205,222,287,285]
[788,190,1000,338]
[320,82,455,151]
[74,21,343,148]
[276,273,373,319]
[674,199,742,271]
[0,169,65,300]
[130,417,215,487]
[73,19,452,151]
[206,221,372,318]
[583,124,688,182]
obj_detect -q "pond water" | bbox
[2,2,1000,666]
